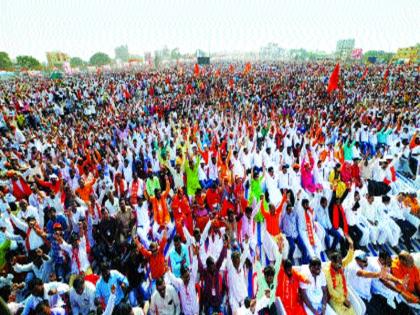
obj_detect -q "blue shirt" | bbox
[46,215,68,238]
[315,206,332,230]
[169,244,191,278]
[95,270,129,305]
[280,211,299,238]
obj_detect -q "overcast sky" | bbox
[1,0,419,62]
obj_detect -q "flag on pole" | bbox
[361,68,368,80]
[327,63,340,93]
[194,64,200,76]
[243,62,251,75]
[383,67,389,81]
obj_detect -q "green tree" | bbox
[0,52,13,70]
[115,45,129,62]
[16,55,41,70]
[363,50,394,63]
[70,57,86,68]
[89,52,111,66]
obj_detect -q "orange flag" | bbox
[229,78,234,88]
[243,62,251,75]
[215,68,221,77]
[327,63,340,93]
[194,64,200,76]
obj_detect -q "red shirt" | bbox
[276,267,307,315]
[136,236,167,280]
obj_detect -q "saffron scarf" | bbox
[330,264,348,297]
[304,208,315,246]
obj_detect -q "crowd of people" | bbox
[0,61,419,315]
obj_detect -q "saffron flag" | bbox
[243,62,251,75]
[215,68,221,77]
[194,64,199,76]
[327,63,340,93]
[361,68,368,80]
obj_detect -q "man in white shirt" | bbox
[70,276,96,315]
[264,167,281,207]
[347,252,404,315]
[300,257,335,315]
[21,278,69,315]
[226,240,250,312]
[167,250,199,315]
[150,277,181,315]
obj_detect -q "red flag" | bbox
[215,69,221,77]
[383,67,389,81]
[194,64,199,76]
[229,64,234,73]
[229,79,234,88]
[327,63,340,93]
[361,68,368,80]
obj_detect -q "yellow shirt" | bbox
[324,248,354,304]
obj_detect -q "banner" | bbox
[351,48,363,60]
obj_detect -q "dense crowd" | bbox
[0,61,419,315]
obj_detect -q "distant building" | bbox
[46,51,70,67]
[336,39,355,60]
[259,43,285,60]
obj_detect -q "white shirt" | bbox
[226,247,249,306]
[134,200,148,224]
[252,151,263,168]
[22,281,69,315]
[232,156,245,178]
[105,198,120,217]
[60,236,90,274]
[347,261,375,301]
[167,258,199,315]
[69,281,96,315]
[150,284,181,315]
[240,151,252,170]
[10,214,44,251]
[300,265,327,306]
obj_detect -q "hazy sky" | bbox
[1,0,419,62]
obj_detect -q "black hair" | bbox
[283,259,293,269]
[28,278,43,291]
[330,251,342,263]
[112,303,133,315]
[263,265,275,277]
[180,265,189,277]
[156,277,165,286]
[73,276,85,291]
[309,257,322,267]
[378,250,390,260]
[382,195,391,203]
[173,235,181,243]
